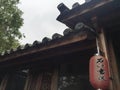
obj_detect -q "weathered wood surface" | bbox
[107,32,120,90]
[60,0,113,22]
[91,16,114,90]
[0,34,96,68]
[92,26,120,90]
[0,75,8,90]
[24,69,53,90]
[0,32,88,62]
[51,69,58,90]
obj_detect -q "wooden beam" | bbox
[0,39,96,68]
[0,32,88,62]
[61,0,113,22]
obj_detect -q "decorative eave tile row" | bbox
[56,0,114,29]
[0,22,97,58]
[0,33,62,57]
[0,29,77,56]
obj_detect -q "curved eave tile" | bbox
[57,0,113,29]
[52,33,63,40]
[0,23,97,62]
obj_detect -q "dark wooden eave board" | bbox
[99,9,120,29]
[0,32,95,62]
[57,0,112,20]
[0,39,96,68]
[57,0,119,29]
[0,33,83,60]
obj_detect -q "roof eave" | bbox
[57,0,114,29]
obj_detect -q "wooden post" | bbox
[0,74,8,90]
[51,69,58,90]
[24,73,32,90]
[107,34,120,90]
[91,17,113,90]
[96,23,120,90]
[24,68,56,90]
[24,70,43,90]
[98,29,113,90]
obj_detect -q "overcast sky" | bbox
[18,0,85,44]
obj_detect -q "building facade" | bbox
[0,0,120,90]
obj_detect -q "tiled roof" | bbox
[1,0,119,58]
[0,23,96,58]
[1,0,108,63]
[57,0,117,29]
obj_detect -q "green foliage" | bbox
[0,0,24,53]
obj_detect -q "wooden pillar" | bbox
[91,17,113,90]
[51,69,58,90]
[0,74,8,90]
[24,67,57,90]
[24,73,32,90]
[98,29,113,90]
[24,70,43,90]
[107,33,120,90]
[92,19,120,90]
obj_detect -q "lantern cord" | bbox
[96,37,100,55]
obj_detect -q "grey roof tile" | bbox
[42,37,51,43]
[72,2,80,9]
[63,28,73,36]
[57,3,70,14]
[17,45,25,50]
[1,0,106,57]
[52,33,63,40]
[33,40,41,46]
[24,43,32,49]
[56,0,114,29]
[0,24,97,57]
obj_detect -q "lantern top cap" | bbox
[95,53,100,56]
[97,88,102,90]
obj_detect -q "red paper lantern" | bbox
[89,54,110,90]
